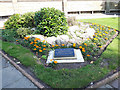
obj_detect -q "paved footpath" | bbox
[0,54,38,88]
[98,78,120,89]
[68,14,120,19]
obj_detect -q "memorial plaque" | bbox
[54,48,75,57]
[46,49,84,63]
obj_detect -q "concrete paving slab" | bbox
[4,76,37,88]
[0,54,2,70]
[99,85,106,88]
[110,79,118,88]
[0,54,2,89]
[96,88,112,90]
[0,70,2,89]
[118,78,120,89]
[2,65,24,87]
[2,56,37,88]
[105,84,113,88]
[2,56,10,69]
[68,14,119,20]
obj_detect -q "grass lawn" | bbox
[0,40,110,88]
[0,17,119,88]
[0,40,36,67]
[79,17,120,30]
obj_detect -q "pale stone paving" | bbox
[98,78,120,89]
[1,54,37,88]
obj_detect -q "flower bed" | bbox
[14,22,119,69]
[0,20,117,88]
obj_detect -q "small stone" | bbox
[68,25,79,32]
[69,38,76,43]
[66,43,73,47]
[45,64,49,66]
[55,39,62,46]
[59,35,69,42]
[31,28,36,31]
[7,61,9,64]
[94,57,96,59]
[16,62,20,64]
[46,36,56,45]
[90,82,93,85]
[31,35,45,41]
[90,61,94,64]
[105,84,113,88]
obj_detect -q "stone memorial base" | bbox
[46,49,84,64]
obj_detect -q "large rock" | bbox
[55,35,68,46]
[59,35,69,42]
[31,35,45,41]
[86,28,95,38]
[68,25,79,32]
[69,38,76,43]
[46,36,56,45]
[66,43,73,47]
[55,39,64,46]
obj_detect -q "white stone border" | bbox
[46,49,84,63]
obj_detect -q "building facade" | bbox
[0,0,120,16]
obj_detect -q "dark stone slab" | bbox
[54,48,74,57]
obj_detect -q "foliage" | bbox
[2,29,18,42]
[41,55,47,60]
[1,40,36,67]
[49,60,58,68]
[22,12,35,28]
[19,37,50,56]
[4,12,35,29]
[34,7,68,37]
[17,27,32,38]
[4,14,22,29]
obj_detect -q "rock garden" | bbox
[0,7,119,88]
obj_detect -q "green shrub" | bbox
[5,12,35,29]
[2,29,18,42]
[34,7,68,37]
[5,14,22,29]
[22,12,35,28]
[17,27,32,38]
